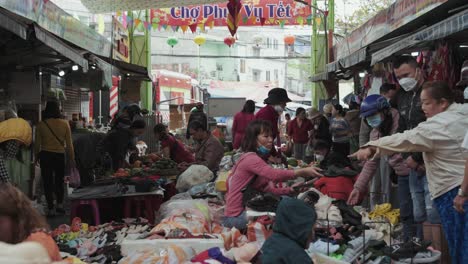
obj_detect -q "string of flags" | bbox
[116,11,315,33]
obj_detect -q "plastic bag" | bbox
[176,165,214,192]
[219,156,233,170]
[118,244,195,264]
[69,167,81,188]
[153,199,213,234]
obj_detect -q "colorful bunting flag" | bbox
[171,25,178,32]
[242,16,248,24]
[143,21,150,30]
[250,16,257,24]
[297,16,304,26]
[209,21,215,29]
[279,20,285,28]
[198,23,205,32]
[181,25,189,33]
[260,17,266,26]
[189,23,197,33]
[136,22,144,32]
[315,17,322,26]
[134,19,141,27]
[162,24,168,30]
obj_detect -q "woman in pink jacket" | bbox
[223,120,323,230]
[347,95,409,205]
[232,100,256,150]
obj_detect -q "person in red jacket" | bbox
[288,107,313,161]
[255,88,292,162]
[255,88,292,146]
[232,100,255,150]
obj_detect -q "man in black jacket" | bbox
[392,56,439,240]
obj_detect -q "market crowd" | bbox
[0,55,467,263]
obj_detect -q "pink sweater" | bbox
[354,108,410,191]
[225,152,295,217]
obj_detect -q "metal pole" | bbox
[98,90,102,125]
[198,45,201,83]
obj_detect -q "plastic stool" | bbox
[70,199,101,226]
[123,196,163,224]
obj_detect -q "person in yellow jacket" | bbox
[0,118,32,183]
[34,101,75,216]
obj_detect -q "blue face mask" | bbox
[366,114,383,128]
[257,145,270,155]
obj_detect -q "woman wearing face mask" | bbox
[255,88,292,153]
[223,120,323,230]
[347,95,409,206]
[351,82,468,263]
[288,107,313,161]
[330,104,352,157]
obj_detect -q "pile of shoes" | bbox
[383,238,441,264]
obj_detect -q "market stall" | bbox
[53,147,444,263]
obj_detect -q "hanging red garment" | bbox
[428,42,449,82]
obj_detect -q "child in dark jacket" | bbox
[261,197,316,264]
[312,140,359,201]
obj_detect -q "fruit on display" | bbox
[287,158,298,167]
[152,158,177,170]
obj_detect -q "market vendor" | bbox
[223,120,323,230]
[0,183,61,261]
[186,102,208,139]
[103,119,146,171]
[178,121,224,173]
[153,123,194,164]
[0,117,31,183]
[350,81,468,263]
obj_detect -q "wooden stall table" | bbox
[69,186,166,225]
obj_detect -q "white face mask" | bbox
[274,105,284,114]
[464,87,468,100]
[398,77,418,92]
[315,154,324,162]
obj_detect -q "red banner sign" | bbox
[151,0,312,27]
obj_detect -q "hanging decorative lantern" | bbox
[193,35,207,46]
[252,34,264,47]
[224,36,236,47]
[283,35,295,46]
[166,37,179,48]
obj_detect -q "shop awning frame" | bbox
[371,8,468,65]
[34,25,89,72]
[309,72,329,82]
[0,9,28,40]
[339,47,367,69]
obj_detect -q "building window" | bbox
[252,47,260,57]
[274,69,279,81]
[273,39,279,50]
[240,59,246,73]
[266,38,271,49]
[266,71,271,81]
[252,69,261,82]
